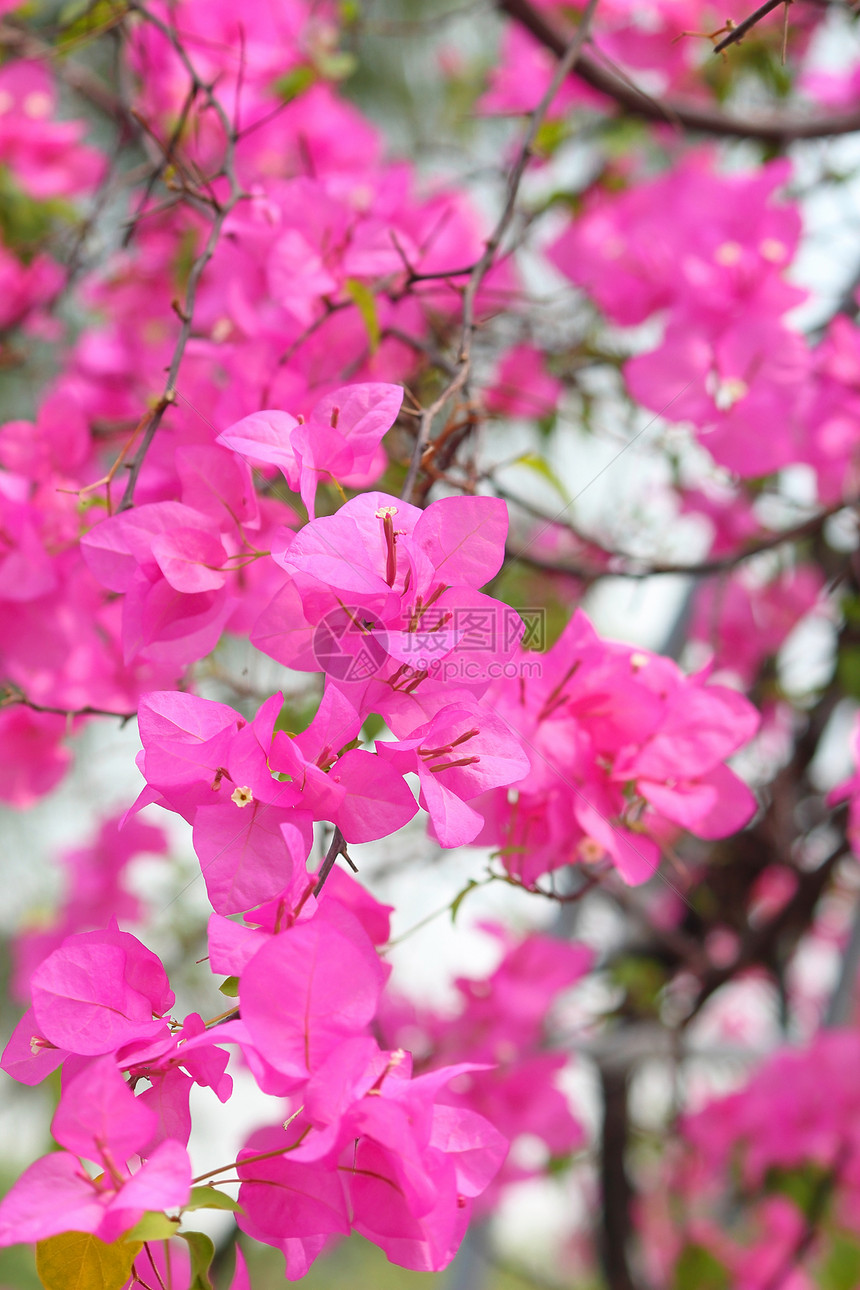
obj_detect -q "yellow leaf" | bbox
[36,1231,142,1290]
[514,453,572,506]
[121,1212,180,1242]
[345,278,380,354]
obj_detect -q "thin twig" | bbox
[313,827,351,897]
[401,0,600,503]
[713,0,788,53]
[123,81,200,247]
[118,1,246,511]
[682,844,849,1027]
[498,0,860,143]
[503,494,855,582]
[1,687,137,724]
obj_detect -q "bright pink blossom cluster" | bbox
[551,154,809,480]
[484,0,824,118]
[4,0,859,1285]
[645,1031,860,1290]
[0,875,509,1275]
[474,609,759,885]
[0,375,765,1277]
[381,926,594,1200]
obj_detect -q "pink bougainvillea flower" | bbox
[377,701,530,846]
[26,925,174,1057]
[218,383,402,518]
[0,1056,190,1246]
[473,609,758,887]
[269,684,418,843]
[0,62,105,199]
[0,706,71,807]
[240,903,390,1079]
[486,344,563,419]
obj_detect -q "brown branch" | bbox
[598,1064,641,1290]
[313,827,351,897]
[1,687,136,724]
[713,0,788,54]
[497,0,860,143]
[117,2,246,511]
[682,842,849,1026]
[503,494,855,582]
[123,82,202,247]
[400,0,600,504]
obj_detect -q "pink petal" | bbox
[412,495,508,587]
[151,527,228,593]
[52,1056,156,1162]
[192,801,303,916]
[241,913,388,1077]
[330,748,417,843]
[0,1152,103,1245]
[217,409,300,484]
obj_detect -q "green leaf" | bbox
[838,644,860,700]
[121,1213,180,1243]
[314,50,357,82]
[672,1243,729,1290]
[271,65,316,103]
[58,0,90,19]
[0,168,74,260]
[765,1162,832,1217]
[179,1231,215,1290]
[513,453,571,506]
[36,1232,141,1290]
[533,117,569,158]
[57,0,127,50]
[185,1185,243,1213]
[219,976,239,998]
[174,226,199,296]
[820,1232,860,1290]
[599,116,649,160]
[360,712,386,743]
[272,693,324,738]
[346,278,381,355]
[609,955,668,1017]
[58,0,123,29]
[840,602,860,694]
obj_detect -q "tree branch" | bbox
[683,843,849,1026]
[313,827,351,897]
[401,0,600,504]
[503,494,854,582]
[712,0,788,54]
[1,687,136,724]
[117,2,246,511]
[497,0,860,143]
[598,1064,641,1290]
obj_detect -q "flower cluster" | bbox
[4,0,860,1286]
